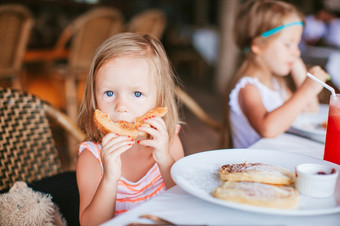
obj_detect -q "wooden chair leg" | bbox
[66,136,79,170]
[64,77,79,170]
[65,77,78,122]
[175,86,221,131]
[12,73,22,90]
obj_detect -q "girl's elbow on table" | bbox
[257,126,283,139]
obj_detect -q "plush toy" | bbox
[0,181,66,226]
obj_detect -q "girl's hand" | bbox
[304,66,328,95]
[290,57,307,86]
[138,116,173,164]
[100,133,135,182]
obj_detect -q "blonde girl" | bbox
[76,33,184,225]
[227,0,328,148]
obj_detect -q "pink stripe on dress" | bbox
[78,141,166,216]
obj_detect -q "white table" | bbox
[103,133,340,226]
[250,133,325,159]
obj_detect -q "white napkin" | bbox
[192,28,219,66]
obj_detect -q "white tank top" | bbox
[229,76,285,148]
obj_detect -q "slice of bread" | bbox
[134,107,168,124]
[220,162,295,185]
[212,181,299,209]
[93,107,168,138]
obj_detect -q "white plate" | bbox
[288,104,328,143]
[171,149,340,216]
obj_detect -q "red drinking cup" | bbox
[324,94,340,165]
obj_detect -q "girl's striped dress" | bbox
[79,141,166,215]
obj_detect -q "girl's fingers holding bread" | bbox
[102,134,134,151]
[101,133,119,145]
[102,133,131,147]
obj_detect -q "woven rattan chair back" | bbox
[0,88,64,192]
[54,7,124,78]
[52,7,124,122]
[0,4,33,88]
[127,9,167,39]
[70,7,124,74]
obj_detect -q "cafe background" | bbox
[1,0,340,170]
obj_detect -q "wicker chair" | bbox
[51,7,124,122]
[0,4,34,89]
[126,9,167,39]
[0,87,85,193]
[175,86,221,132]
[0,87,85,225]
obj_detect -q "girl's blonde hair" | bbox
[77,32,180,143]
[233,0,304,80]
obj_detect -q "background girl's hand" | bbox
[100,133,135,182]
[138,116,173,164]
[291,57,307,86]
[305,66,328,95]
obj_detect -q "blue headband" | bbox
[243,21,304,53]
[261,21,304,38]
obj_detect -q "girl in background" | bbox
[76,33,184,225]
[228,0,328,148]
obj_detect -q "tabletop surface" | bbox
[102,133,340,226]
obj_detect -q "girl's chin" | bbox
[274,72,289,77]
[275,68,291,77]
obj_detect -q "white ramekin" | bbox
[295,163,338,198]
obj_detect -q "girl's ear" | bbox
[250,37,264,54]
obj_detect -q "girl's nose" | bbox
[115,97,128,112]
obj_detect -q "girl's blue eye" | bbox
[134,91,142,97]
[105,91,114,97]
